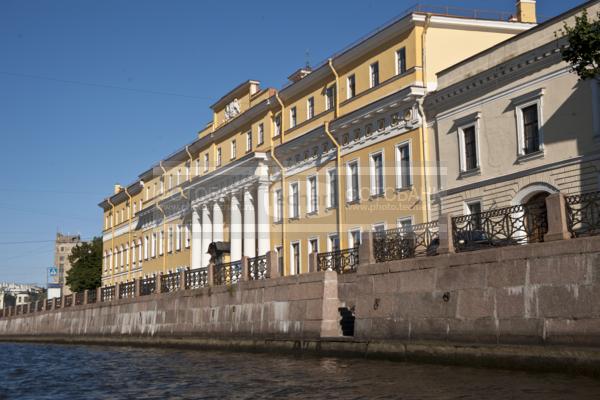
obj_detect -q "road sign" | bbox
[48,267,58,277]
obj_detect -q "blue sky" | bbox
[0,0,582,284]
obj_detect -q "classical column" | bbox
[243,188,256,259]
[257,182,270,256]
[213,201,224,242]
[230,193,242,262]
[191,207,202,269]
[201,204,212,268]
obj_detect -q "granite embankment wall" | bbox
[1,237,599,348]
[338,236,600,346]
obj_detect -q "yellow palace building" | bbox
[99,2,537,284]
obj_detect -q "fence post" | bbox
[359,231,375,266]
[544,192,571,242]
[179,270,186,291]
[156,273,164,294]
[96,287,102,303]
[308,252,318,272]
[115,282,122,300]
[266,251,279,279]
[437,213,455,254]
[134,278,141,297]
[207,263,215,286]
[241,256,250,281]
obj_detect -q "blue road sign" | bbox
[48,267,58,277]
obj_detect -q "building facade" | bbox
[51,233,82,297]
[427,0,600,219]
[99,3,538,285]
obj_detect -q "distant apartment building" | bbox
[50,233,82,298]
[0,283,44,309]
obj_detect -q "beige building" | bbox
[426,0,600,219]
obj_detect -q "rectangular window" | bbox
[467,201,482,230]
[398,217,413,229]
[463,125,478,171]
[276,246,283,276]
[291,242,301,275]
[396,47,407,75]
[169,175,173,190]
[328,234,339,252]
[373,223,385,233]
[347,74,356,99]
[204,153,209,172]
[274,114,282,136]
[151,233,156,258]
[309,238,319,254]
[396,142,412,189]
[274,189,283,222]
[185,163,190,180]
[160,178,164,194]
[217,148,222,166]
[185,225,190,248]
[138,240,142,264]
[175,225,181,251]
[290,182,299,219]
[370,62,379,88]
[290,106,297,128]
[307,97,314,119]
[195,159,200,176]
[258,123,264,145]
[347,161,360,202]
[349,229,361,248]
[307,176,318,214]
[325,85,335,111]
[144,236,149,260]
[370,152,384,196]
[522,104,540,154]
[231,140,237,159]
[176,169,181,186]
[246,131,253,152]
[160,231,165,255]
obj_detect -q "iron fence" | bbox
[101,285,115,302]
[63,295,73,308]
[184,267,208,289]
[214,261,242,285]
[87,289,97,304]
[37,301,43,312]
[161,271,181,293]
[54,297,62,309]
[119,281,136,299]
[140,275,156,296]
[566,191,600,238]
[373,221,439,262]
[46,299,53,310]
[249,255,268,280]
[317,247,359,274]
[75,292,85,306]
[452,204,548,252]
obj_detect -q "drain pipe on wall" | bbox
[418,14,432,222]
[272,92,287,275]
[124,187,133,282]
[158,161,168,274]
[185,145,193,181]
[106,197,116,286]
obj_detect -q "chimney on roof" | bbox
[516,0,537,23]
[114,184,122,194]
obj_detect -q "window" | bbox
[373,223,385,233]
[231,140,237,159]
[144,236,149,260]
[396,142,412,189]
[347,160,360,202]
[258,123,264,145]
[370,62,379,88]
[195,159,200,176]
[290,183,299,218]
[307,97,314,119]
[370,152,384,196]
[347,75,356,99]
[138,239,143,264]
[397,217,413,229]
[169,174,173,190]
[396,47,407,75]
[177,169,182,185]
[307,176,318,213]
[217,147,222,166]
[274,114,282,136]
[325,85,335,111]
[467,201,482,230]
[522,104,540,154]
[246,131,253,152]
[185,225,190,248]
[139,200,142,212]
[514,90,544,157]
[131,242,136,265]
[274,189,283,222]
[349,229,361,248]
[276,246,284,276]
[309,238,319,254]
[175,225,181,251]
[185,163,190,180]
[167,227,173,253]
[461,125,479,171]
[160,178,164,194]
[290,106,297,128]
[159,231,164,255]
[204,153,209,172]
[291,242,301,275]
[328,234,339,252]
[133,202,137,215]
[119,246,124,268]
[145,187,150,201]
[151,233,156,258]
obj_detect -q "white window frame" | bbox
[372,222,386,233]
[347,74,356,99]
[513,89,545,158]
[327,233,339,252]
[307,97,314,119]
[185,163,190,180]
[246,130,252,152]
[306,175,318,214]
[308,237,319,254]
[144,236,149,260]
[175,225,181,251]
[159,231,164,256]
[217,147,222,166]
[169,174,173,190]
[231,140,237,159]
[137,239,143,265]
[258,123,264,145]
[274,114,282,137]
[204,153,209,172]
[151,233,156,258]
[370,62,379,88]
[395,140,413,189]
[457,117,481,173]
[290,241,301,275]
[326,167,338,208]
[369,150,385,197]
[346,159,361,203]
[397,216,413,228]
[131,241,136,265]
[274,189,283,222]
[185,225,191,248]
[395,47,407,75]
[463,199,483,216]
[290,106,297,128]
[348,227,362,248]
[325,85,335,111]
[289,182,299,219]
[195,159,200,176]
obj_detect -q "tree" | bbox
[561,9,600,80]
[66,237,103,292]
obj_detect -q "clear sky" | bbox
[0,0,583,284]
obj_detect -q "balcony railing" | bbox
[317,247,359,274]
[248,255,268,280]
[161,271,181,293]
[184,267,208,289]
[119,281,136,299]
[101,285,115,302]
[373,221,439,262]
[452,204,548,252]
[87,289,97,304]
[214,261,242,286]
[566,190,600,238]
[140,275,156,296]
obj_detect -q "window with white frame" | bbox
[274,114,282,136]
[514,90,544,157]
[231,140,237,159]
[307,176,318,214]
[144,236,149,260]
[145,187,150,201]
[160,178,164,194]
[307,97,314,119]
[258,123,264,145]
[289,182,299,218]
[397,216,413,229]
[370,62,379,88]
[246,130,253,152]
[347,160,360,202]
[309,238,319,254]
[151,233,156,258]
[459,124,479,172]
[370,151,384,196]
[175,225,181,251]
[196,159,200,176]
[347,74,356,99]
[119,246,124,268]
[466,200,483,230]
[328,234,339,252]
[349,228,361,248]
[274,189,283,222]
[290,106,297,128]
[204,153,209,172]
[168,174,173,190]
[325,85,335,111]
[275,246,283,275]
[159,231,164,255]
[138,239,142,264]
[291,241,301,275]
[133,202,137,215]
[373,223,385,233]
[396,142,412,189]
[139,199,142,211]
[396,47,407,75]
[167,227,173,253]
[327,168,338,208]
[217,147,222,166]
[185,162,190,180]
[131,241,136,265]
[185,225,190,248]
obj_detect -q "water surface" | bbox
[0,343,598,399]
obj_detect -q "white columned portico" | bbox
[212,201,224,243]
[257,181,270,256]
[230,194,242,262]
[201,204,212,268]
[191,207,202,269]
[243,188,256,258]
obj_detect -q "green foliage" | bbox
[562,9,600,80]
[65,237,103,292]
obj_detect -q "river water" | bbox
[0,343,599,399]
